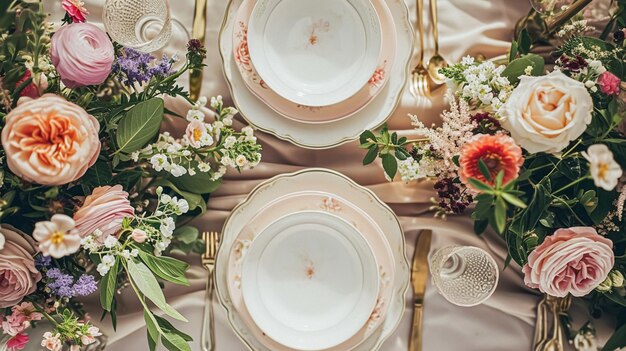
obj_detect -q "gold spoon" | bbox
[426,0,448,86]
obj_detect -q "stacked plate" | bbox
[219,0,414,148]
[215,169,410,351]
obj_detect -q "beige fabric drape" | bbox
[37,1,616,350]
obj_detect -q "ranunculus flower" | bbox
[1,94,101,186]
[62,0,89,23]
[51,23,114,88]
[15,71,47,98]
[33,214,81,259]
[523,227,614,297]
[503,70,593,154]
[0,225,41,308]
[582,144,623,191]
[6,333,29,351]
[74,185,135,238]
[459,134,524,191]
[597,71,621,96]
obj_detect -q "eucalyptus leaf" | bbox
[127,260,187,322]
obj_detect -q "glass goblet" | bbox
[429,245,499,307]
[102,0,173,53]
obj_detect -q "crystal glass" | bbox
[529,0,573,16]
[102,0,173,53]
[429,245,499,307]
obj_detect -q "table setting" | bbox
[0,0,624,351]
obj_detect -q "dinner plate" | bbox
[247,0,382,106]
[242,211,379,350]
[226,191,395,351]
[219,0,413,149]
[233,0,395,123]
[215,168,410,351]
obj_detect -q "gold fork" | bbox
[409,0,430,99]
[201,231,220,351]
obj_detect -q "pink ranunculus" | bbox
[6,333,29,351]
[51,23,114,88]
[74,185,135,238]
[598,71,621,96]
[2,313,29,336]
[1,94,101,186]
[0,225,41,308]
[523,227,614,297]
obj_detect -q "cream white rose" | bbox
[502,70,593,154]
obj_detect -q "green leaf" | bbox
[363,146,379,165]
[82,160,113,187]
[111,169,143,192]
[116,98,164,153]
[162,331,191,351]
[127,260,188,322]
[144,310,159,351]
[359,130,376,145]
[474,219,489,235]
[391,132,398,144]
[173,226,199,244]
[168,173,221,195]
[502,54,545,84]
[468,178,494,193]
[99,258,119,311]
[452,155,460,167]
[494,197,507,234]
[500,192,527,208]
[155,315,193,342]
[495,170,505,188]
[517,29,532,55]
[509,40,519,62]
[477,158,492,181]
[395,148,408,161]
[138,251,190,286]
[381,154,397,179]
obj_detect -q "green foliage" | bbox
[115,98,165,154]
[502,54,545,84]
[359,125,413,180]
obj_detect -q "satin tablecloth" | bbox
[40,0,616,350]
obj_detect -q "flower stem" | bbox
[553,176,591,195]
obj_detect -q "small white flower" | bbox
[223,116,233,127]
[244,135,257,143]
[582,144,623,191]
[130,249,139,257]
[213,121,224,131]
[161,194,172,204]
[198,162,211,172]
[223,136,237,149]
[524,65,533,75]
[160,217,176,237]
[188,168,196,176]
[235,155,248,167]
[150,154,169,172]
[585,80,596,88]
[177,199,189,213]
[103,235,118,249]
[170,164,187,177]
[130,151,140,162]
[223,107,238,118]
[221,155,234,167]
[121,250,132,260]
[210,95,223,109]
[242,126,254,136]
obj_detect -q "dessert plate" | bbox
[227,191,394,351]
[242,211,379,350]
[215,168,410,351]
[220,0,413,149]
[233,0,395,123]
[247,0,381,106]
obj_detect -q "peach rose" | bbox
[0,225,41,308]
[74,185,135,238]
[51,23,114,88]
[503,70,593,154]
[523,227,614,297]
[1,94,101,186]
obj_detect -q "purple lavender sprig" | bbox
[46,268,98,299]
[112,47,173,87]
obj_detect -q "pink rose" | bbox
[51,23,114,88]
[62,0,89,23]
[6,333,29,351]
[74,185,135,238]
[523,227,614,297]
[1,94,101,186]
[598,71,621,96]
[0,225,41,308]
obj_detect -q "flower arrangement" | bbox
[361,2,626,348]
[0,1,261,350]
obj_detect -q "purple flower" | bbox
[112,47,173,86]
[46,268,98,298]
[35,255,52,269]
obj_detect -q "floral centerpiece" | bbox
[0,1,261,350]
[361,2,626,349]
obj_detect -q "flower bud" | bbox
[596,277,613,292]
[131,228,148,244]
[610,270,625,288]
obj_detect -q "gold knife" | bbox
[189,0,208,101]
[409,229,432,351]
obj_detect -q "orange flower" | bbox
[459,134,524,191]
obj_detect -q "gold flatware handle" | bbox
[409,302,424,351]
[416,0,425,64]
[190,0,208,101]
[200,266,215,351]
